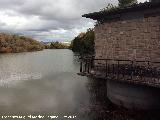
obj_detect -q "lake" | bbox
[0,49,109,120]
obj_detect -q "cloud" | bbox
[0,0,146,42]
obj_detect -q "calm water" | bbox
[1,49,158,120]
[0,49,109,120]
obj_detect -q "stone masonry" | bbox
[94,11,160,62]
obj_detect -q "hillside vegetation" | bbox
[0,33,45,53]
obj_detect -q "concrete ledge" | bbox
[107,79,160,110]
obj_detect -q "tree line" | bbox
[49,41,70,49]
[0,33,45,53]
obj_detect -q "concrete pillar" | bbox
[107,79,160,110]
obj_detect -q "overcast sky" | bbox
[0,0,147,42]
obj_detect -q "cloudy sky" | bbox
[0,0,147,42]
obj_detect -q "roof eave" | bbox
[82,2,160,20]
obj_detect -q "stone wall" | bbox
[94,14,160,62]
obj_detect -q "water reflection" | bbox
[0,50,159,120]
[0,72,42,87]
[83,78,114,120]
[0,50,89,119]
[0,50,117,119]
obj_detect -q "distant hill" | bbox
[0,33,45,53]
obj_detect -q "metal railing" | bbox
[79,57,160,87]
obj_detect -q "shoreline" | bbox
[0,48,71,54]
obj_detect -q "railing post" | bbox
[147,61,150,78]
[131,61,133,80]
[87,59,90,74]
[108,62,110,78]
[153,67,156,84]
[80,60,83,73]
[122,64,125,78]
[84,59,87,72]
[148,61,150,67]
[140,66,143,80]
[117,60,119,80]
[91,57,94,69]
[105,60,108,78]
[112,64,115,78]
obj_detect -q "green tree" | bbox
[118,0,138,7]
[50,41,69,49]
[101,3,117,12]
[71,28,94,55]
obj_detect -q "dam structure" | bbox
[79,1,160,110]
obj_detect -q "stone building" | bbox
[83,1,160,62]
[81,0,160,110]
